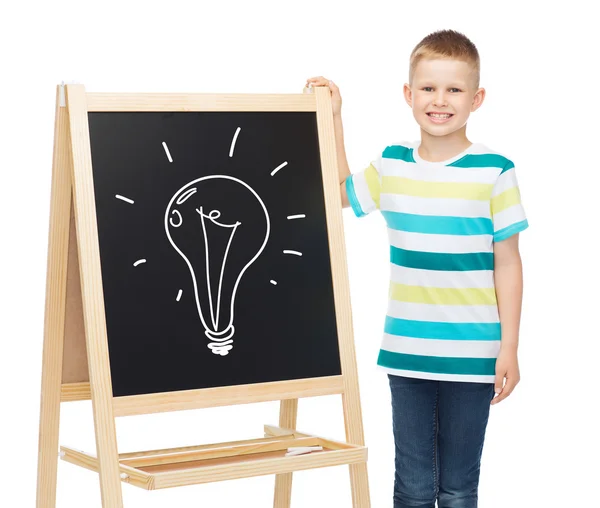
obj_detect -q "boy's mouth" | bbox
[427,112,454,123]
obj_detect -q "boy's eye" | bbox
[423,87,462,92]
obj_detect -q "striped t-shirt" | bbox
[345,141,528,383]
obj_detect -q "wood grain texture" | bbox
[66,84,124,507]
[314,86,371,507]
[121,436,322,468]
[273,399,299,508]
[60,382,91,401]
[152,447,366,489]
[264,425,312,439]
[62,203,89,383]
[86,93,316,112]
[36,86,72,508]
[60,430,366,491]
[120,433,298,460]
[60,447,151,489]
[112,376,344,416]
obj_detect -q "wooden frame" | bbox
[36,84,370,507]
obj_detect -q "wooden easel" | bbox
[36,84,371,507]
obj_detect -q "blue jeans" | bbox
[388,374,495,508]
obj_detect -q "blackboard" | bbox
[87,111,342,397]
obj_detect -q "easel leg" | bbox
[348,463,370,507]
[66,84,124,507]
[273,398,298,508]
[342,392,371,508]
[36,86,72,508]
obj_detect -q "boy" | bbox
[306,29,527,508]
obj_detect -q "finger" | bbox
[306,77,329,87]
[491,378,516,405]
[494,373,504,396]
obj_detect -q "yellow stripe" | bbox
[491,186,521,214]
[364,163,380,208]
[389,283,497,305]
[382,176,493,201]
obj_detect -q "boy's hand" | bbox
[305,76,342,117]
[491,348,520,405]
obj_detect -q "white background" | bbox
[1,1,597,507]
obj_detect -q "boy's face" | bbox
[404,58,485,138]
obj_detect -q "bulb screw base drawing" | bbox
[205,325,235,356]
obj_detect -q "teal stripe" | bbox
[378,350,496,376]
[494,219,528,242]
[384,316,501,340]
[499,160,515,175]
[449,153,510,169]
[345,176,366,217]
[390,246,493,271]
[381,211,493,236]
[383,145,415,163]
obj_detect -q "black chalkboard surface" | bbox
[87,112,341,397]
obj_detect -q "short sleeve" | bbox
[490,160,529,242]
[345,155,382,217]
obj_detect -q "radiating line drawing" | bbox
[116,194,134,204]
[162,142,173,162]
[283,250,302,256]
[229,127,241,157]
[176,289,183,302]
[287,214,305,220]
[133,259,146,266]
[270,161,288,176]
[165,175,270,356]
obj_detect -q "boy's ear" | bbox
[471,87,486,112]
[403,83,413,107]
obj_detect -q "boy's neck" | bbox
[417,129,472,163]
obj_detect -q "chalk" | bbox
[285,446,323,457]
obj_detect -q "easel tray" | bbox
[60,425,367,490]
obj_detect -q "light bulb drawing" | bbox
[165,175,270,356]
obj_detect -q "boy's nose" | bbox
[434,94,448,106]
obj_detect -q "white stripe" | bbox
[378,365,495,383]
[493,204,527,232]
[469,143,500,156]
[387,229,492,254]
[371,156,383,172]
[380,193,491,218]
[381,334,501,358]
[351,172,377,214]
[386,301,499,323]
[390,264,495,289]
[492,167,520,196]
[381,158,499,184]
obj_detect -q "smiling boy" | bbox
[306,29,528,508]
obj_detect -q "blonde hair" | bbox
[409,29,480,89]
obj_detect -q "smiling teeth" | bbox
[429,113,451,118]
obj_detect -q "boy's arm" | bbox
[305,77,351,208]
[494,233,523,352]
[491,233,523,404]
[334,113,351,208]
